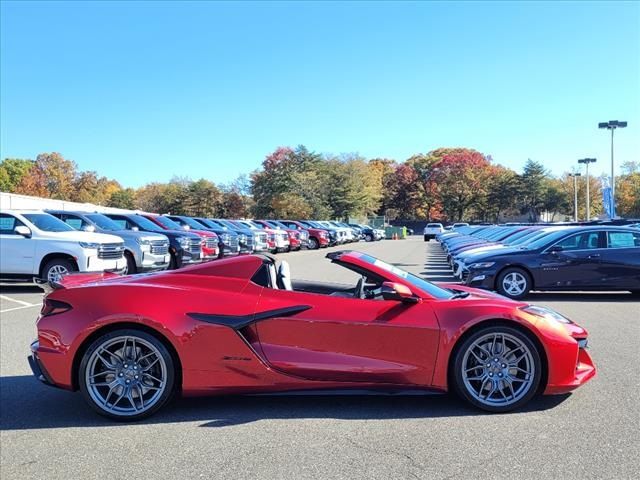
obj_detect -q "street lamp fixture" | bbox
[577,158,596,221]
[568,172,582,222]
[598,120,627,218]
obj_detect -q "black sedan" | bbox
[464,226,640,299]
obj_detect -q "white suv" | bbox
[0,210,126,283]
[423,223,444,242]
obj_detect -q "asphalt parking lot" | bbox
[1,237,639,479]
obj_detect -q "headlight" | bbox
[519,305,572,324]
[468,262,495,269]
[79,242,99,249]
[136,237,152,245]
[178,236,191,247]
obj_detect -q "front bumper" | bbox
[83,254,126,273]
[544,343,596,394]
[464,268,497,290]
[139,251,171,272]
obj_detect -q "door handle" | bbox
[587,254,600,259]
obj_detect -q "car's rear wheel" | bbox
[79,329,175,421]
[452,326,541,412]
[496,268,531,299]
[308,237,319,249]
[365,233,374,242]
[42,258,76,283]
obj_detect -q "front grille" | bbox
[280,232,288,241]
[205,238,217,249]
[257,233,268,244]
[228,235,239,250]
[189,239,201,254]
[98,243,125,259]
[461,271,470,282]
[245,235,254,247]
[150,240,169,255]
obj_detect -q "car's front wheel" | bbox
[496,267,531,299]
[79,329,176,421]
[452,326,542,412]
[42,258,76,283]
[308,237,319,249]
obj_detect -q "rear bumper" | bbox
[28,341,56,387]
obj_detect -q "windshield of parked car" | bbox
[152,216,183,230]
[130,215,166,232]
[86,214,122,231]
[179,216,205,230]
[524,228,580,250]
[22,213,74,232]
[358,254,454,299]
[504,228,542,245]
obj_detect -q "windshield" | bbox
[216,219,238,230]
[130,215,165,232]
[180,216,206,229]
[505,228,542,245]
[524,228,578,250]
[86,214,121,231]
[152,216,183,230]
[358,254,454,299]
[23,213,74,232]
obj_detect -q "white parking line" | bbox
[0,294,41,314]
[0,294,38,307]
[0,303,40,314]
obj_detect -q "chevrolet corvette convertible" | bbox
[28,251,595,420]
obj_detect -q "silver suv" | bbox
[47,210,170,274]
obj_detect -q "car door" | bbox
[599,230,640,289]
[254,287,440,386]
[537,231,605,288]
[0,213,35,275]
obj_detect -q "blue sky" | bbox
[1,1,638,187]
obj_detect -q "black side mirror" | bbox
[548,245,563,254]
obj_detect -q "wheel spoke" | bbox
[142,357,160,372]
[143,373,163,385]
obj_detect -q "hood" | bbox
[40,230,124,244]
[462,246,531,264]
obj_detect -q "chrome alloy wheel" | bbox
[47,264,69,283]
[461,332,535,407]
[85,336,167,417]
[501,272,527,296]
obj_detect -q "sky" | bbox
[1,1,639,188]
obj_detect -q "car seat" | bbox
[277,260,293,291]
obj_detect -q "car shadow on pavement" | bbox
[0,285,44,294]
[0,375,571,430]
[527,292,638,302]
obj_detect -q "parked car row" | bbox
[0,209,385,283]
[436,224,640,299]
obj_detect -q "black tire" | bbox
[308,237,319,249]
[424,235,430,242]
[41,258,76,282]
[78,329,176,421]
[169,252,179,269]
[496,267,532,300]
[124,251,137,275]
[452,325,542,413]
[365,233,374,242]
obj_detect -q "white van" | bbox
[0,210,126,282]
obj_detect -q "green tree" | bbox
[0,158,34,192]
[108,188,137,209]
[520,159,549,221]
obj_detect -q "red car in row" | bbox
[29,250,595,420]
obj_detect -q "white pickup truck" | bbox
[423,223,444,241]
[0,210,126,282]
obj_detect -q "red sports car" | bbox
[29,251,595,420]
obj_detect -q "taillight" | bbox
[41,299,72,317]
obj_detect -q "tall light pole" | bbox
[598,120,627,218]
[568,172,581,222]
[578,158,596,221]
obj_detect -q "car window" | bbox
[109,217,129,230]
[0,213,23,234]
[22,213,74,232]
[555,231,601,251]
[62,215,85,230]
[607,231,640,248]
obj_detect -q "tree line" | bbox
[1,148,639,221]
